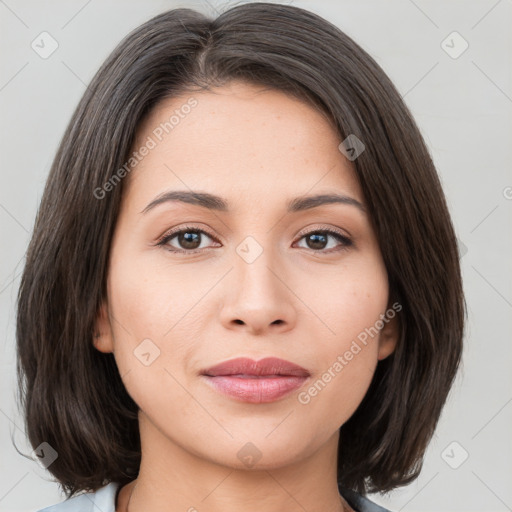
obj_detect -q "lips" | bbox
[201,357,310,378]
[201,357,310,403]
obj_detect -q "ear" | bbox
[93,300,115,354]
[377,308,400,361]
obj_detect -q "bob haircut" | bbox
[16,1,465,499]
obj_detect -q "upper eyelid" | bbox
[158,224,218,242]
[159,223,349,239]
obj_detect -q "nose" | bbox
[219,243,297,335]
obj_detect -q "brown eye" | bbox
[173,231,203,250]
[157,226,219,253]
[295,229,353,253]
[156,226,352,256]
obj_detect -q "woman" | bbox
[16,3,465,512]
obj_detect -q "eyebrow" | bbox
[140,190,366,215]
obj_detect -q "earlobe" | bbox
[93,301,115,353]
[377,311,399,361]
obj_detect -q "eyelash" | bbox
[155,224,353,255]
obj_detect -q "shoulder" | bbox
[36,481,121,512]
[340,486,394,512]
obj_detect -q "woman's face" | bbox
[94,80,398,470]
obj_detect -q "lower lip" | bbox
[202,375,309,403]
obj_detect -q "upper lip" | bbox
[201,357,310,377]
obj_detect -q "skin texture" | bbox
[94,80,398,512]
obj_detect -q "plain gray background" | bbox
[1,1,511,511]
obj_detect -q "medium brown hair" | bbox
[16,1,465,498]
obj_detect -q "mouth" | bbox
[202,356,310,378]
[200,357,310,403]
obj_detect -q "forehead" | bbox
[123,81,363,211]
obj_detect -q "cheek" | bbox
[296,315,380,438]
[106,273,195,421]
[307,252,389,347]
[105,248,215,412]
[296,356,377,442]
[294,256,388,429]
[105,253,172,380]
[107,245,198,343]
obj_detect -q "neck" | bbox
[121,411,352,512]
